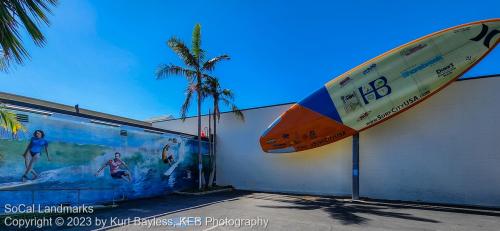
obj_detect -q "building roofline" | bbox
[155,74,500,123]
[456,74,500,82]
[0,92,200,138]
[159,102,297,122]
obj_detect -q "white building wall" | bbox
[153,77,500,207]
[359,77,500,206]
[154,104,353,196]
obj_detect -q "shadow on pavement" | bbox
[247,193,441,225]
[246,192,500,225]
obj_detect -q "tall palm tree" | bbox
[0,105,24,135]
[0,0,58,67]
[202,76,244,187]
[156,24,230,190]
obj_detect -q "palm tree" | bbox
[202,76,244,187]
[156,24,230,190]
[0,105,24,135]
[0,0,58,68]
[0,0,56,133]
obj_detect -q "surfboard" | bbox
[260,19,500,153]
[164,162,179,176]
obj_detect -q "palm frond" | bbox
[204,74,222,90]
[0,0,57,64]
[10,0,46,46]
[0,53,9,72]
[199,74,216,97]
[0,107,26,135]
[199,82,211,99]
[180,84,195,121]
[191,24,204,62]
[25,0,57,23]
[232,107,245,121]
[167,37,197,68]
[202,54,230,71]
[221,89,235,101]
[0,5,30,63]
[156,64,196,81]
[220,97,245,121]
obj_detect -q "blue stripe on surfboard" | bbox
[298,86,343,123]
[262,117,282,137]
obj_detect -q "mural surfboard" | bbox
[164,162,179,176]
[260,19,500,153]
[0,180,39,189]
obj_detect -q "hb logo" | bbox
[358,76,392,104]
[470,24,500,48]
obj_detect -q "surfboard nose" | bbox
[260,103,356,153]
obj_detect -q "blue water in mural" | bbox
[0,110,207,210]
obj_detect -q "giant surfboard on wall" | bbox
[260,19,500,153]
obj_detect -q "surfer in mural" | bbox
[162,144,176,166]
[95,152,132,182]
[22,130,50,182]
[162,139,180,177]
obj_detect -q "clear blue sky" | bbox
[0,0,499,120]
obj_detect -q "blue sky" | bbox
[0,0,499,120]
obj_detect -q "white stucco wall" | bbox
[359,77,500,207]
[154,104,353,196]
[154,76,500,207]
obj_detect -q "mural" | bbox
[0,108,206,208]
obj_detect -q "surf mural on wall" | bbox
[0,107,206,208]
[260,18,500,153]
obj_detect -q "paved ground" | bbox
[3,190,500,230]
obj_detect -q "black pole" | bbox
[352,133,360,200]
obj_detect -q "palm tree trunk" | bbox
[208,103,217,187]
[197,77,203,190]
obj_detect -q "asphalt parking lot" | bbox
[98,191,500,231]
[4,190,500,230]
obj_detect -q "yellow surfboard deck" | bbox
[260,19,500,153]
